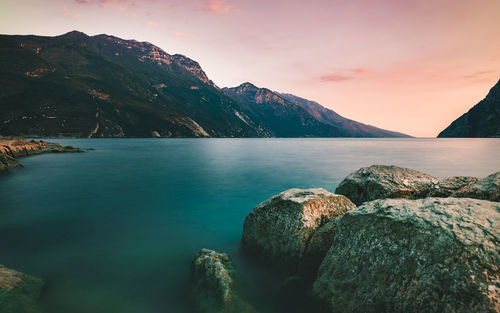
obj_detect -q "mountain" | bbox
[221,83,348,137]
[278,93,410,137]
[222,83,410,137]
[438,79,500,138]
[0,31,269,137]
[0,31,409,138]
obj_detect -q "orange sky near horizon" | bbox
[1,0,499,137]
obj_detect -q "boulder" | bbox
[0,264,44,313]
[312,198,500,313]
[241,188,355,273]
[335,165,439,205]
[452,172,499,202]
[190,249,256,313]
[428,176,479,197]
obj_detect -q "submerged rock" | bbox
[0,154,21,172]
[190,249,257,313]
[335,165,439,205]
[313,197,500,313]
[428,176,479,197]
[452,171,500,202]
[0,264,44,313]
[241,188,355,273]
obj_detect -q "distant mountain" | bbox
[278,93,410,137]
[438,79,500,138]
[222,83,409,137]
[0,31,268,137]
[0,31,409,138]
[222,83,348,137]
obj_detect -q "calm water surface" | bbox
[0,138,499,313]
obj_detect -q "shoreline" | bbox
[0,137,85,172]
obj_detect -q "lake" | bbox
[0,138,499,313]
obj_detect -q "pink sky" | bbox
[1,0,499,137]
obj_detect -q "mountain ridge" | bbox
[0,31,409,138]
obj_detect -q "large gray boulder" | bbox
[335,165,440,205]
[0,264,44,313]
[241,188,355,273]
[190,249,256,313]
[428,176,479,197]
[313,198,500,313]
[452,172,500,202]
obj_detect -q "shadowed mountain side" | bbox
[278,93,411,138]
[0,31,270,138]
[438,79,500,138]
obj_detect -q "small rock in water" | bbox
[190,249,257,313]
[0,264,44,313]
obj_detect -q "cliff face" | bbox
[438,79,500,138]
[0,31,266,138]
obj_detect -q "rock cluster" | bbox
[241,188,355,273]
[190,249,256,313]
[191,165,499,313]
[0,264,44,313]
[336,165,499,204]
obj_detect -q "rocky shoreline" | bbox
[191,165,500,313]
[0,137,85,172]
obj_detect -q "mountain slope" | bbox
[223,83,409,137]
[222,83,347,137]
[438,79,500,138]
[278,93,410,137]
[0,31,268,137]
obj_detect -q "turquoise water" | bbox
[0,138,499,313]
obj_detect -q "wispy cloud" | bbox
[320,67,369,83]
[206,0,231,14]
[61,4,80,19]
[461,70,497,80]
[320,74,353,82]
[171,31,186,38]
[143,20,162,27]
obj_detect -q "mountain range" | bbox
[438,79,500,138]
[0,31,409,138]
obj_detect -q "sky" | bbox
[1,0,499,137]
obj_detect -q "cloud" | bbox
[460,70,497,80]
[320,74,353,82]
[206,0,231,14]
[61,4,80,19]
[171,31,186,38]
[143,20,162,27]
